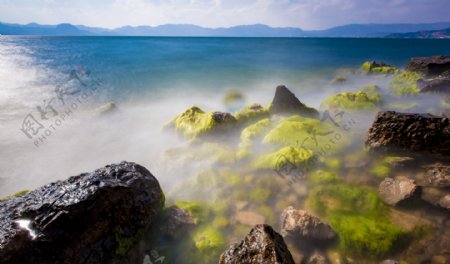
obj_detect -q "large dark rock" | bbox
[365,111,450,156]
[219,224,295,264]
[378,177,418,206]
[269,85,319,118]
[0,161,165,264]
[417,78,450,93]
[280,206,336,242]
[406,56,450,78]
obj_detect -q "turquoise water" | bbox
[2,37,450,100]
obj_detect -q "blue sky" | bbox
[1,0,449,30]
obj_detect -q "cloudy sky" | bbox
[1,0,450,30]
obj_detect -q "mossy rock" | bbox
[389,71,423,95]
[321,91,381,110]
[251,146,314,170]
[171,106,237,140]
[361,84,381,93]
[360,61,400,75]
[308,170,339,185]
[192,226,226,253]
[369,164,391,179]
[262,115,341,152]
[0,190,30,201]
[234,103,269,123]
[306,183,408,258]
[173,200,210,224]
[237,118,272,159]
[223,90,245,105]
[212,216,230,229]
[331,76,347,85]
[249,186,272,204]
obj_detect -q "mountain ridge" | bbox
[2,21,450,38]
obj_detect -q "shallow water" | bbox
[0,36,449,263]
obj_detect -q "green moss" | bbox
[235,103,269,123]
[389,71,423,95]
[212,216,230,229]
[361,84,380,94]
[360,61,400,75]
[369,164,391,179]
[251,146,314,170]
[306,183,407,258]
[172,106,236,139]
[308,170,339,185]
[174,200,209,224]
[0,190,30,201]
[263,115,338,151]
[249,187,272,204]
[325,158,342,170]
[193,226,226,251]
[321,91,381,110]
[238,118,272,159]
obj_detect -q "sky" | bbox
[1,0,450,30]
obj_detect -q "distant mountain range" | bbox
[386,27,450,39]
[2,21,450,38]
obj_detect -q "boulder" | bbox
[320,91,381,110]
[360,61,400,75]
[417,78,450,93]
[0,161,165,264]
[418,163,450,187]
[280,206,336,242]
[378,177,418,206]
[219,224,295,264]
[268,85,319,118]
[305,252,330,264]
[406,56,450,78]
[156,206,196,240]
[365,111,450,156]
[421,187,450,210]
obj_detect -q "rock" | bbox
[331,76,347,85]
[360,61,400,75]
[268,85,319,118]
[320,91,381,110]
[234,211,266,226]
[305,251,329,264]
[234,103,269,123]
[417,77,450,93]
[379,260,399,264]
[158,206,196,239]
[421,187,450,209]
[0,161,165,264]
[365,111,450,156]
[280,206,336,242]
[219,224,295,264]
[389,71,423,95]
[406,56,450,78]
[378,177,418,206]
[93,102,117,115]
[417,163,450,187]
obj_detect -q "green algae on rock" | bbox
[321,91,381,110]
[0,190,30,201]
[306,182,408,258]
[171,106,237,139]
[251,146,314,170]
[223,90,245,105]
[389,71,423,95]
[234,103,269,123]
[237,118,272,159]
[173,200,210,224]
[360,61,400,75]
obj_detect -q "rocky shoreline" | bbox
[1,55,449,263]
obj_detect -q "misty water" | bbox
[0,36,449,263]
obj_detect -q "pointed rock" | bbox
[219,224,295,264]
[268,85,319,118]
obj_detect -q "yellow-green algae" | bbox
[172,106,236,139]
[234,103,269,123]
[321,91,381,110]
[237,118,272,159]
[307,170,339,185]
[223,90,245,104]
[360,61,400,75]
[306,182,408,258]
[251,146,314,170]
[0,190,30,201]
[389,71,423,95]
[174,200,210,224]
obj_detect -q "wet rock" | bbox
[219,224,295,264]
[0,161,165,264]
[280,206,336,242]
[268,85,319,118]
[378,176,418,206]
[365,111,450,156]
[360,61,399,75]
[157,206,196,240]
[421,187,450,209]
[417,77,450,93]
[304,251,329,264]
[420,163,450,187]
[406,56,450,78]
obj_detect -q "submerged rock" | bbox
[235,103,269,123]
[389,71,423,95]
[280,206,336,242]
[320,91,381,110]
[406,56,450,78]
[219,224,295,264]
[360,61,400,75]
[158,206,196,240]
[419,163,450,187]
[365,111,450,156]
[268,85,319,118]
[417,78,450,93]
[378,177,418,206]
[421,187,450,210]
[0,161,165,264]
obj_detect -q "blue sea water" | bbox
[1,36,450,102]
